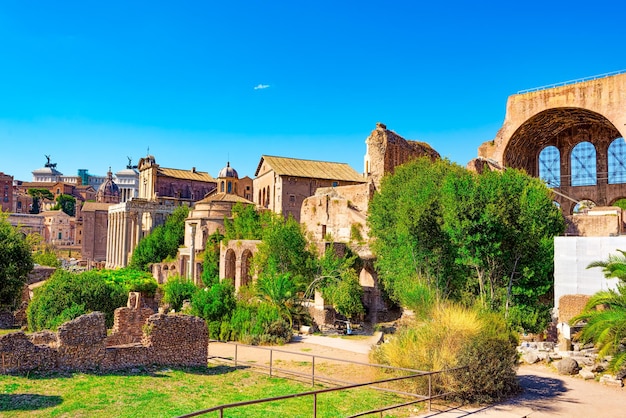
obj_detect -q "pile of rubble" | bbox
[518,341,624,387]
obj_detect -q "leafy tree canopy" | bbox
[0,215,33,310]
[129,205,189,271]
[27,188,54,214]
[53,194,76,216]
[368,158,565,332]
[252,212,316,292]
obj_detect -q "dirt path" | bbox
[210,335,626,418]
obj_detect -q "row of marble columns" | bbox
[105,210,143,269]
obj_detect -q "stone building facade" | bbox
[6,213,44,236]
[476,72,626,214]
[81,202,114,263]
[105,199,177,269]
[40,210,74,245]
[0,171,13,213]
[253,155,366,223]
[137,155,216,203]
[364,122,440,190]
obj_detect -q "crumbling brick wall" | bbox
[0,310,208,374]
[559,294,591,324]
[106,292,155,346]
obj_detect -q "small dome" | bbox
[218,162,238,179]
[97,168,120,202]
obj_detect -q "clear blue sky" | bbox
[1,1,625,181]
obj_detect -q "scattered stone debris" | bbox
[518,340,623,386]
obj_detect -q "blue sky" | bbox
[1,1,625,181]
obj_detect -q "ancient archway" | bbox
[240,249,253,287]
[224,249,236,281]
[478,73,626,214]
[502,108,622,213]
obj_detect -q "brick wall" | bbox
[0,309,208,374]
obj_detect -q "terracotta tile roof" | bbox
[255,155,365,182]
[82,202,115,212]
[157,167,215,182]
[195,192,254,205]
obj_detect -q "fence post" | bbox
[235,344,238,367]
[270,349,273,377]
[312,356,315,387]
[313,392,317,418]
[428,374,432,412]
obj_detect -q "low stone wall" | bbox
[0,310,208,374]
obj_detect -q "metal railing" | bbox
[517,69,626,94]
[176,339,468,417]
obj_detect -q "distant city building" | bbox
[40,209,74,245]
[0,172,13,213]
[253,155,366,222]
[137,155,216,202]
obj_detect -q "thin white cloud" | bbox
[253,84,270,90]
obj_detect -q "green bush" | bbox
[370,302,519,400]
[100,268,158,296]
[227,301,292,345]
[161,276,198,311]
[454,334,521,403]
[190,281,236,324]
[32,250,61,268]
[27,270,127,331]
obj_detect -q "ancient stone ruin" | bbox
[0,293,208,374]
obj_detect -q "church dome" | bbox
[96,168,120,203]
[218,162,238,179]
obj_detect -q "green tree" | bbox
[440,168,564,331]
[201,231,224,287]
[53,194,76,216]
[161,275,198,311]
[129,205,189,271]
[253,213,315,292]
[0,215,34,310]
[309,249,365,320]
[368,158,564,331]
[223,202,262,241]
[27,188,54,214]
[368,158,468,308]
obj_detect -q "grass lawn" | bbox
[0,365,416,417]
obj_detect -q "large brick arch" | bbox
[219,240,261,290]
[478,73,626,214]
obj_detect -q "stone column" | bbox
[105,211,113,269]
[189,222,197,283]
[121,212,129,267]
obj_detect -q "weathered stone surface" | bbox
[0,307,208,374]
[522,351,540,364]
[600,374,624,387]
[557,357,580,375]
[579,369,595,380]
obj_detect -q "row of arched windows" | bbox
[539,137,626,187]
[258,186,271,208]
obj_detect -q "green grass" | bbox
[0,329,22,336]
[0,365,415,417]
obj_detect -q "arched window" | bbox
[573,199,596,214]
[220,181,224,192]
[240,249,253,287]
[227,181,232,194]
[608,137,626,184]
[571,142,597,186]
[538,146,560,187]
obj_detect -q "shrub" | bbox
[161,276,198,311]
[370,302,519,400]
[190,281,236,324]
[100,268,158,296]
[227,301,292,345]
[32,250,61,268]
[27,270,127,331]
[454,334,521,403]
